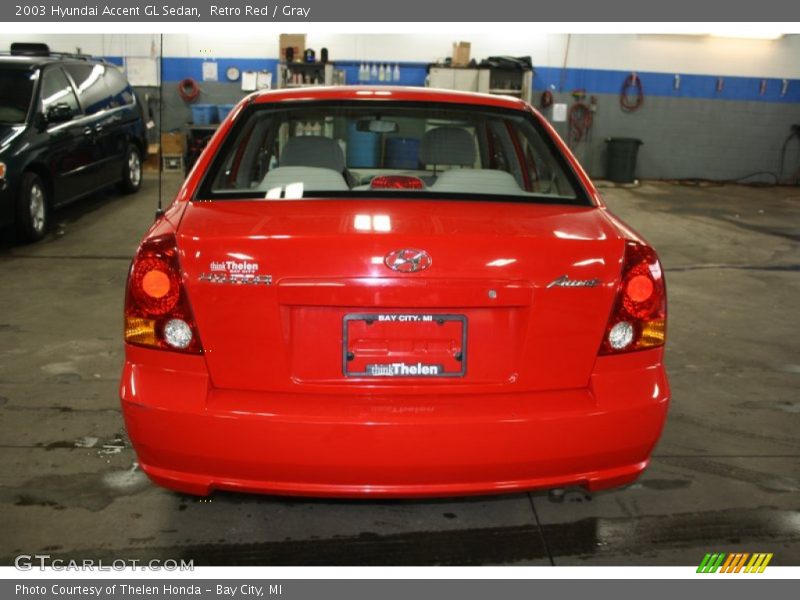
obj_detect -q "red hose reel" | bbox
[620,73,644,112]
[178,77,200,103]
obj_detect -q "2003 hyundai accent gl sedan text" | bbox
[120,87,669,498]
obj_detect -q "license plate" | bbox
[343,313,467,377]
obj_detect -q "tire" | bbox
[117,143,142,194]
[16,172,49,243]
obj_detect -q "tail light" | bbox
[600,241,666,354]
[124,234,203,354]
[370,175,425,190]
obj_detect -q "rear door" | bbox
[63,63,122,187]
[98,66,138,178]
[38,65,94,204]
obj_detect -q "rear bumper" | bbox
[120,346,669,498]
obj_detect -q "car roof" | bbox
[0,54,106,69]
[251,85,530,111]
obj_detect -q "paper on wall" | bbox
[256,71,272,90]
[241,71,258,92]
[125,57,158,86]
[202,61,218,82]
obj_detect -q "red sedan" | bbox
[120,87,669,498]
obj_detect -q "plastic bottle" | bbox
[370,63,378,81]
[378,64,385,82]
[359,63,366,82]
[393,64,400,82]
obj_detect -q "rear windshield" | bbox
[0,67,35,124]
[199,102,589,205]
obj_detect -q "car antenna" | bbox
[155,33,165,220]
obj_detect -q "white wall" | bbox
[1,33,798,78]
[0,34,157,59]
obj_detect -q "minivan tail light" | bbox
[600,241,666,354]
[124,234,203,354]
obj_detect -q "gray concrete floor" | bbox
[1,174,799,566]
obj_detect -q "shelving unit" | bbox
[277,62,336,88]
[428,66,533,103]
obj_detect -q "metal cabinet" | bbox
[277,62,336,89]
[428,66,532,103]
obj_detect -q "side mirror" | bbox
[32,112,47,131]
[45,103,74,125]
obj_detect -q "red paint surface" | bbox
[120,87,669,497]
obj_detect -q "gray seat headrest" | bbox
[281,136,345,172]
[419,127,476,166]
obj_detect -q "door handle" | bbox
[83,127,93,137]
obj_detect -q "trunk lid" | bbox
[177,199,624,394]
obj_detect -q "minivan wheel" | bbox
[16,172,49,243]
[118,144,142,194]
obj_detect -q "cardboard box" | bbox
[160,133,185,156]
[280,33,306,63]
[144,144,160,171]
[452,41,471,67]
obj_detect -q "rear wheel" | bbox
[16,172,48,243]
[117,144,142,194]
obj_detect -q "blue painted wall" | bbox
[533,66,800,104]
[107,56,800,104]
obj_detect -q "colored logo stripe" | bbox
[697,553,773,573]
[746,553,773,573]
[697,553,725,573]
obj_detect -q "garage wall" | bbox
[548,94,800,181]
[2,33,799,181]
[11,33,792,79]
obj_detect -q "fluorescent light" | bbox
[354,214,391,232]
[707,29,784,40]
[354,214,371,231]
[372,215,391,232]
[486,258,516,267]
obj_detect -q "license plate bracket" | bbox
[343,313,467,377]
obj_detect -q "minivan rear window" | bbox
[198,102,589,206]
[103,67,135,108]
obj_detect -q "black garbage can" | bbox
[605,138,643,183]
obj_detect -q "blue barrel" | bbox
[190,104,218,125]
[346,121,379,168]
[217,103,236,122]
[386,137,420,169]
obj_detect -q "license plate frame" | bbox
[342,313,467,378]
